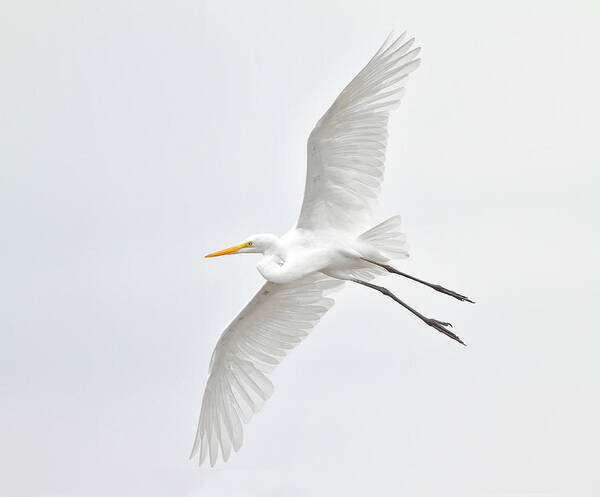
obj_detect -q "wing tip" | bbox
[377,30,407,55]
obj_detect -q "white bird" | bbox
[191,32,473,466]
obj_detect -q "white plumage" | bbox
[191,274,343,466]
[299,32,420,234]
[193,32,470,467]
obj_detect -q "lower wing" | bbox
[191,273,344,466]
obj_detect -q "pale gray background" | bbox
[2,1,599,496]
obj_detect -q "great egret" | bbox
[192,32,473,466]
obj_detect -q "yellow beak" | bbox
[205,242,251,258]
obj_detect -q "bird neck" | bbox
[256,236,294,283]
[260,234,283,258]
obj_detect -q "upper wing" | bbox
[297,33,421,234]
[191,273,343,466]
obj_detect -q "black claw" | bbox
[437,287,475,304]
[430,284,474,304]
[426,319,465,346]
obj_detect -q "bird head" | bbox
[205,233,279,257]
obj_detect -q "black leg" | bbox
[363,259,475,303]
[352,278,466,346]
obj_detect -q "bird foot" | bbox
[425,318,466,346]
[431,285,475,303]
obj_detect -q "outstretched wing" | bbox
[297,33,421,234]
[191,273,343,466]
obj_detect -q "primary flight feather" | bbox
[192,32,473,467]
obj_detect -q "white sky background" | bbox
[2,1,600,496]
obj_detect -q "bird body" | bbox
[192,32,473,467]
[249,220,404,284]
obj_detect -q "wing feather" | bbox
[191,273,343,466]
[297,33,421,234]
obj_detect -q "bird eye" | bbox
[248,241,253,247]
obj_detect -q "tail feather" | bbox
[359,215,409,260]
